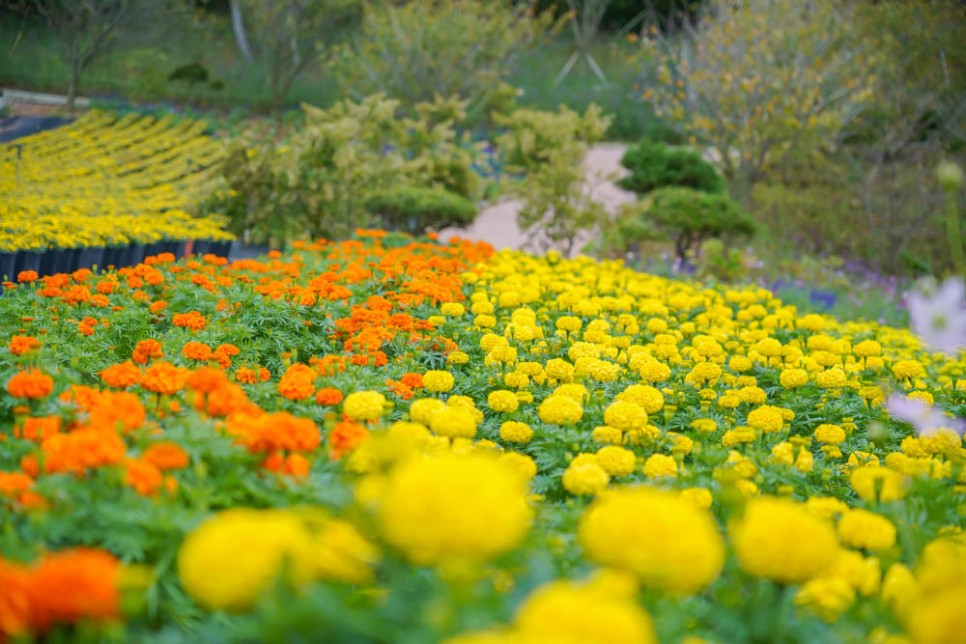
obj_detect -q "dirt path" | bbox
[438,143,637,256]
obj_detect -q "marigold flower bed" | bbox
[0,231,964,642]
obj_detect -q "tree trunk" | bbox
[230,0,255,65]
[67,60,80,112]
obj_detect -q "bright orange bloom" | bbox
[149,301,168,313]
[28,548,120,632]
[131,339,163,365]
[400,372,424,389]
[6,370,54,400]
[7,335,41,356]
[236,366,271,384]
[123,458,165,496]
[0,472,33,496]
[172,311,207,331]
[14,416,60,442]
[227,411,321,454]
[278,363,316,401]
[59,385,103,413]
[181,341,213,361]
[141,442,189,471]
[0,559,32,638]
[16,271,38,283]
[88,391,146,434]
[140,362,188,395]
[329,420,370,460]
[315,387,344,406]
[99,361,141,389]
[33,428,126,475]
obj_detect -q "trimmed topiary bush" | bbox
[618,141,726,196]
[639,186,755,261]
[365,187,477,235]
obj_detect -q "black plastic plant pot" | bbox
[209,241,231,258]
[0,251,16,281]
[144,242,165,259]
[39,250,57,276]
[51,248,75,274]
[192,240,211,256]
[229,241,270,260]
[172,240,188,259]
[15,250,43,276]
[76,247,105,271]
[102,246,123,270]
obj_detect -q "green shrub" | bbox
[637,186,755,261]
[494,103,613,174]
[618,141,725,195]
[365,187,477,235]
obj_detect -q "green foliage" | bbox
[328,0,557,122]
[617,140,725,195]
[364,187,477,235]
[637,186,755,261]
[494,103,612,174]
[202,94,489,245]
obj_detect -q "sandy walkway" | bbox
[438,143,636,256]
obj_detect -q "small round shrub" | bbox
[642,186,756,260]
[618,141,726,196]
[365,187,477,234]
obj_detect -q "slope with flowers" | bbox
[0,231,964,643]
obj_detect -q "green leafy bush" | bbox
[617,141,725,195]
[494,103,612,174]
[637,186,756,261]
[365,187,477,235]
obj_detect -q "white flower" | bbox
[885,395,965,437]
[905,277,966,355]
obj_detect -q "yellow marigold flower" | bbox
[177,508,315,611]
[486,345,518,365]
[615,384,664,414]
[691,418,718,433]
[853,339,882,358]
[595,446,636,476]
[504,371,529,388]
[646,318,668,334]
[838,509,896,552]
[804,497,849,522]
[850,466,907,503]
[538,395,583,425]
[591,425,624,444]
[680,487,713,510]
[721,426,756,447]
[737,386,767,404]
[780,368,810,389]
[685,361,722,387]
[410,398,446,424]
[880,562,917,615]
[815,423,846,445]
[423,370,455,393]
[474,314,496,328]
[603,401,647,431]
[729,356,753,372]
[429,407,477,439]
[891,359,926,381]
[717,393,741,410]
[555,315,583,333]
[487,390,519,413]
[440,302,465,317]
[578,486,725,594]
[815,367,848,388]
[447,351,470,365]
[499,421,533,444]
[471,300,494,315]
[562,460,610,495]
[513,578,657,644]
[499,451,537,480]
[794,576,855,622]
[746,405,785,433]
[377,452,532,565]
[642,453,678,478]
[480,333,507,352]
[920,428,963,457]
[310,518,380,585]
[342,391,387,422]
[731,496,839,584]
[826,549,881,597]
[637,359,671,383]
[905,587,966,644]
[545,358,575,382]
[668,432,693,455]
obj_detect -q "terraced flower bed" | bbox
[0,232,963,642]
[0,110,233,278]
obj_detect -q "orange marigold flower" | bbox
[88,392,146,434]
[14,416,61,442]
[141,442,189,471]
[229,411,321,454]
[29,548,120,631]
[278,363,316,401]
[0,471,33,496]
[8,335,41,356]
[59,385,103,412]
[0,558,33,637]
[140,362,188,395]
[329,420,370,460]
[100,361,141,389]
[181,341,213,361]
[214,343,240,357]
[38,428,126,475]
[16,271,38,283]
[123,458,165,496]
[282,453,310,478]
[172,311,208,331]
[315,387,344,406]
[6,370,54,400]
[131,339,163,365]
[236,366,271,384]
[400,372,424,389]
[149,301,168,314]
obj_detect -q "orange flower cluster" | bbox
[7,335,40,356]
[329,420,369,460]
[6,369,54,400]
[0,548,120,639]
[278,363,317,401]
[100,361,142,389]
[132,339,164,365]
[171,311,207,331]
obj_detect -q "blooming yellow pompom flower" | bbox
[595,446,636,476]
[409,398,446,424]
[440,302,466,317]
[814,423,846,445]
[746,405,785,433]
[342,391,387,421]
[487,390,519,413]
[850,466,907,503]
[177,508,315,611]
[377,452,533,565]
[538,395,583,425]
[579,486,725,594]
[838,509,896,550]
[731,496,840,584]
[794,576,856,622]
[780,368,809,389]
[423,370,455,393]
[603,401,647,431]
[615,384,664,414]
[499,421,533,444]
[512,578,657,644]
[309,518,380,585]
[891,359,925,381]
[429,406,477,439]
[643,453,678,478]
[562,459,610,495]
